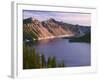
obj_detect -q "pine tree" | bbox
[58,60,65,67]
[36,53,42,68]
[47,56,52,68]
[27,47,33,69]
[41,54,46,68]
[51,56,56,68]
[23,45,30,69]
[30,48,37,68]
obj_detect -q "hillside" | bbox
[23,17,90,43]
[69,32,91,43]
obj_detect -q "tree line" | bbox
[23,44,66,69]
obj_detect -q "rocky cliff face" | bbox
[42,18,75,37]
[23,17,90,42]
[23,18,53,40]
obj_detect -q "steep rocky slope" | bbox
[23,17,90,42]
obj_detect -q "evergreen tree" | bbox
[23,45,30,69]
[47,56,52,68]
[61,60,65,67]
[30,48,37,68]
[27,47,33,69]
[58,60,65,67]
[41,54,46,68]
[36,53,42,68]
[51,56,56,68]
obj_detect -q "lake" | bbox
[32,38,90,67]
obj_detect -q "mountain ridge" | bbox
[23,17,90,42]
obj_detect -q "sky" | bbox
[23,10,91,26]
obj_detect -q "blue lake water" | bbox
[32,38,90,67]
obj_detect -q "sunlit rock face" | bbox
[23,17,90,41]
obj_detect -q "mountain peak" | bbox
[23,17,33,24]
[31,17,38,21]
[48,18,56,22]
